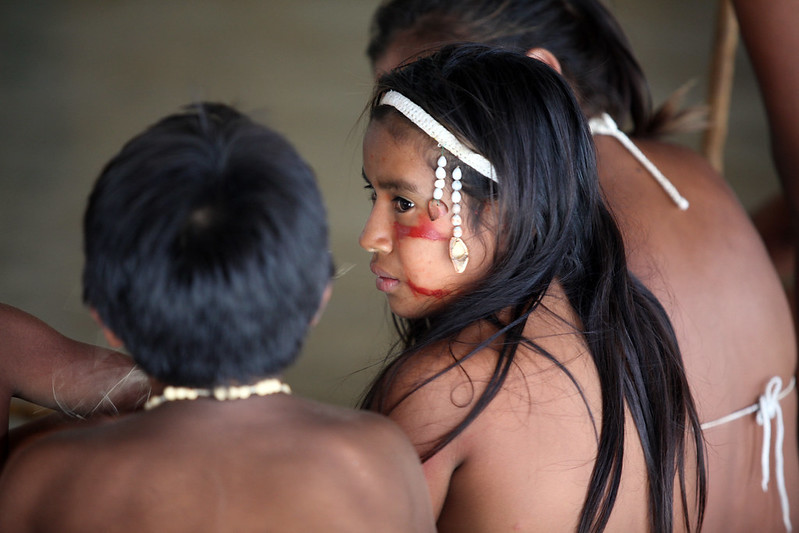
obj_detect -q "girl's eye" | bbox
[363,184,376,204]
[393,197,414,213]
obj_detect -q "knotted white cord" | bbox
[756,377,792,532]
[588,113,689,210]
[701,376,795,532]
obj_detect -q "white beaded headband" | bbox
[379,90,498,183]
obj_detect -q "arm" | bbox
[0,303,149,413]
[372,340,495,519]
[732,0,799,201]
[386,376,464,518]
[0,303,149,462]
[733,0,799,373]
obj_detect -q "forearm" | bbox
[733,0,799,207]
[0,303,150,416]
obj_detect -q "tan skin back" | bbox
[598,135,798,531]
[0,395,436,533]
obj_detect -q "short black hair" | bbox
[83,103,332,387]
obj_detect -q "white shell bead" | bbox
[451,191,462,203]
[438,155,447,167]
[435,167,446,179]
[434,179,446,189]
[452,180,462,191]
[451,214,462,226]
[453,226,463,238]
[433,188,444,200]
[452,167,462,180]
[452,203,461,214]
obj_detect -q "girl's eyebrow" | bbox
[361,168,423,195]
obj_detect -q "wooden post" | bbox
[702,0,739,173]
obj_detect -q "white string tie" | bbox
[588,113,689,210]
[699,376,794,531]
[755,376,792,532]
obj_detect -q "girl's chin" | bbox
[387,297,444,320]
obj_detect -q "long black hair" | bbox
[368,0,699,138]
[360,45,706,533]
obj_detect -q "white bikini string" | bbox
[701,376,795,532]
[588,113,689,210]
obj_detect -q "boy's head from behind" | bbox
[83,103,332,387]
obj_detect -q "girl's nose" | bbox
[359,208,393,254]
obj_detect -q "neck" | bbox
[144,377,290,410]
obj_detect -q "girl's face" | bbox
[360,119,494,319]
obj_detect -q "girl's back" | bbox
[387,286,654,531]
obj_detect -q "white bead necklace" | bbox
[144,377,291,410]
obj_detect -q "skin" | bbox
[370,41,799,531]
[0,393,436,533]
[733,0,799,332]
[0,303,150,465]
[360,119,494,320]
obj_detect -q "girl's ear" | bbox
[89,308,125,349]
[526,48,563,74]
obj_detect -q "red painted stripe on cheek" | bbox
[407,280,450,299]
[394,214,450,299]
[393,219,448,241]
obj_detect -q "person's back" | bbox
[367,0,798,530]
[385,287,654,532]
[600,134,798,531]
[0,103,435,532]
[1,394,432,533]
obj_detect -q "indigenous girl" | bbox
[360,43,705,532]
[366,1,799,531]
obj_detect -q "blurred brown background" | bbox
[0,1,778,411]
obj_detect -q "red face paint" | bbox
[393,213,450,299]
[407,280,450,299]
[393,216,448,241]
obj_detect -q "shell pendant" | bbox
[449,236,469,273]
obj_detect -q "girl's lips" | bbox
[371,265,399,293]
[375,275,399,293]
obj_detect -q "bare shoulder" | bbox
[295,397,426,466]
[373,289,595,517]
[0,417,113,532]
[0,404,436,533]
[633,138,734,196]
[377,321,501,426]
[245,398,437,533]
[379,292,587,451]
